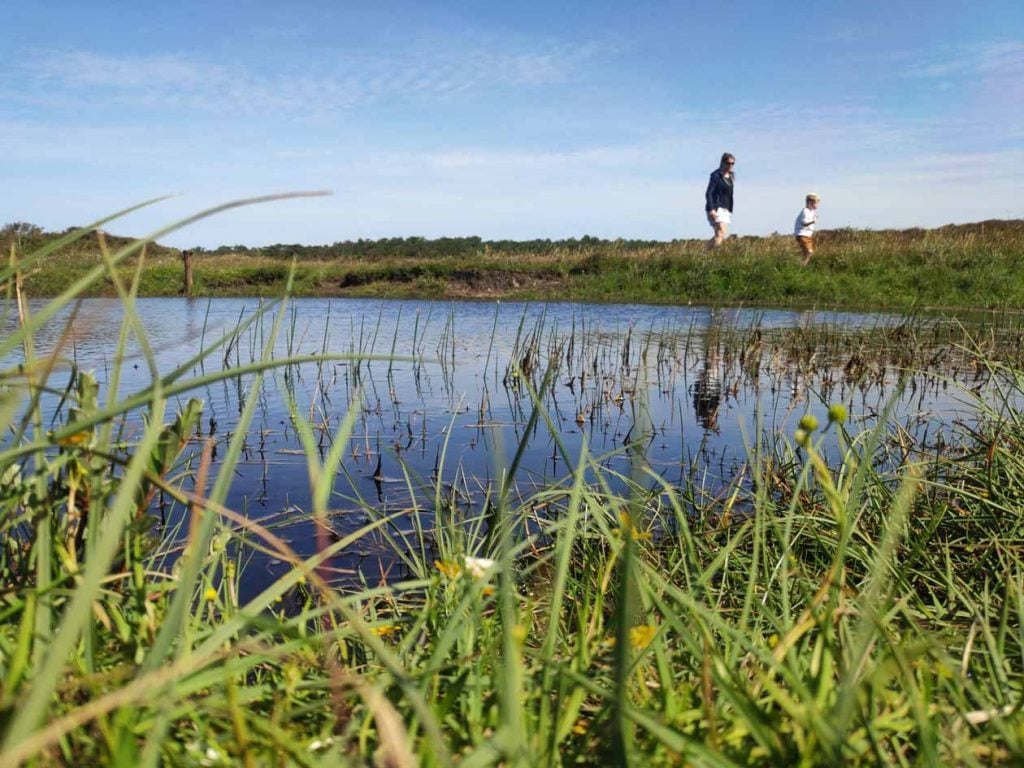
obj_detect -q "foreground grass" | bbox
[5,219,1024,310]
[2,207,1024,766]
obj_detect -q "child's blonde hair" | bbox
[806,193,820,204]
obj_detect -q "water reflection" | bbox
[693,322,723,432]
[5,297,1023,595]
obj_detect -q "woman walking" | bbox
[705,153,735,248]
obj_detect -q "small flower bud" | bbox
[798,413,819,432]
[828,403,848,424]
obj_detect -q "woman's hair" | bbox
[720,152,735,167]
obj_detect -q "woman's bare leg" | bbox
[707,213,729,248]
[712,221,728,247]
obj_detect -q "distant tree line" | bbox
[212,219,1018,260]
[1,222,178,258]
[5,219,1022,263]
[1,223,671,261]
[196,234,673,260]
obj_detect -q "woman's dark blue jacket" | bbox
[704,170,734,213]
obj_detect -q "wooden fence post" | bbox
[182,250,194,295]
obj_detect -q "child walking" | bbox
[794,193,820,265]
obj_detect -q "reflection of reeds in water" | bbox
[141,303,1024,551]
[241,307,1024,577]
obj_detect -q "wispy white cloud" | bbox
[903,40,1024,80]
[667,102,926,175]
[898,39,1024,140]
[893,148,1024,180]
[416,143,665,172]
[828,22,888,44]
[11,41,603,117]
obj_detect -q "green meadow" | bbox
[2,206,1024,765]
[5,218,1024,310]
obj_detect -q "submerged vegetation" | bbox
[2,205,1024,765]
[4,218,1024,310]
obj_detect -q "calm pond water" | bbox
[5,297,1021,595]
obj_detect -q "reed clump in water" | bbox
[2,205,1024,766]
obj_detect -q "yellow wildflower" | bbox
[435,560,461,579]
[55,430,92,447]
[629,624,657,650]
[617,511,652,541]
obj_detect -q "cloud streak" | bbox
[903,40,1024,80]
[13,41,603,117]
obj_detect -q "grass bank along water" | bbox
[3,208,1024,765]
[5,218,1024,309]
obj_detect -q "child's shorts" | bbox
[795,235,814,256]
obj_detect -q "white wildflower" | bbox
[463,556,497,579]
[200,745,224,766]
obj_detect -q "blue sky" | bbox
[2,0,1022,247]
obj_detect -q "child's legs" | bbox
[796,235,813,262]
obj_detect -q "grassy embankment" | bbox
[5,218,1024,310]
[2,206,1024,765]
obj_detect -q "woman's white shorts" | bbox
[709,208,732,226]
